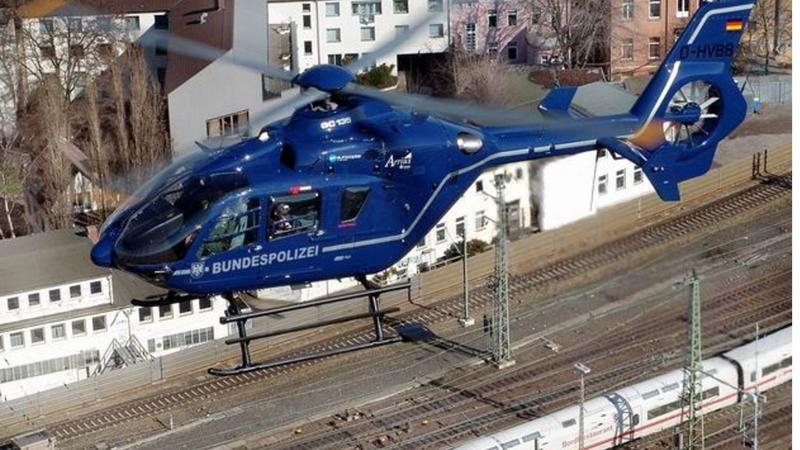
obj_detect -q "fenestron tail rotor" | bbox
[662,81,721,146]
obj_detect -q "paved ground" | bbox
[716,103,792,165]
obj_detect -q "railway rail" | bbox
[32,172,791,446]
[268,270,790,450]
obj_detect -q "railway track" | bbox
[264,270,791,450]
[39,173,790,445]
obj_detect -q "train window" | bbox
[199,198,261,257]
[762,362,781,376]
[750,371,756,382]
[663,382,679,392]
[632,414,640,426]
[702,386,719,400]
[501,439,520,449]
[642,390,659,400]
[780,356,791,368]
[269,191,321,239]
[522,432,542,443]
[340,186,370,222]
[562,418,576,428]
[648,399,682,419]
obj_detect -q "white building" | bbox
[0,229,228,402]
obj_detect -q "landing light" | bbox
[258,130,270,142]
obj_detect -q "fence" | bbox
[0,144,791,439]
[737,75,792,104]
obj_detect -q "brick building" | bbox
[609,0,705,78]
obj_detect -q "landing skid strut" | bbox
[208,280,411,376]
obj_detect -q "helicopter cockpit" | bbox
[114,170,249,266]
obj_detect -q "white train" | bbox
[454,326,791,450]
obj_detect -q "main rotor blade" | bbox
[140,29,297,83]
[248,87,329,132]
[345,16,434,74]
[341,83,543,126]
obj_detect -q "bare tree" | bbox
[0,133,24,238]
[525,0,611,69]
[737,0,792,74]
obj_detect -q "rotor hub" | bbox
[293,64,356,92]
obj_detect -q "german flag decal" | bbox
[726,19,744,32]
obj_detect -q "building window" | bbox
[161,327,215,351]
[622,0,633,20]
[125,15,140,31]
[416,237,426,248]
[394,0,408,14]
[648,37,661,59]
[159,304,173,319]
[507,10,518,26]
[488,10,497,28]
[31,328,45,345]
[39,18,54,33]
[302,3,311,12]
[621,39,634,60]
[28,293,40,307]
[455,216,466,238]
[39,45,56,58]
[328,54,343,65]
[206,110,249,138]
[507,42,518,60]
[475,210,486,230]
[70,284,82,298]
[7,296,19,310]
[352,1,382,16]
[598,175,608,195]
[395,25,409,37]
[304,40,313,54]
[361,27,375,41]
[72,319,86,336]
[327,28,341,43]
[51,324,66,340]
[90,281,102,294]
[489,42,499,55]
[49,289,61,302]
[465,23,476,51]
[677,0,689,17]
[179,301,192,315]
[0,350,100,383]
[0,335,3,352]
[199,297,213,311]
[154,14,168,29]
[649,0,661,18]
[634,168,644,184]
[92,315,106,332]
[429,23,444,38]
[428,0,443,12]
[302,14,312,28]
[68,18,82,31]
[10,332,24,348]
[435,223,446,243]
[325,2,340,16]
[616,169,626,190]
[139,307,153,323]
[475,180,483,192]
[515,167,524,180]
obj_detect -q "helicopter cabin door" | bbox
[262,190,323,284]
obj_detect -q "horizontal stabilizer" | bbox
[538,87,578,118]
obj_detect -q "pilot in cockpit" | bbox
[272,203,293,233]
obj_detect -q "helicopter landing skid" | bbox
[208,281,411,376]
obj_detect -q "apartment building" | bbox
[609,0,704,78]
[0,229,228,402]
[450,0,556,65]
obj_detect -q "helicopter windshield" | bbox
[114,170,249,265]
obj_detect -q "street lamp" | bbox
[574,362,592,450]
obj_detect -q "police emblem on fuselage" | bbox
[190,262,206,279]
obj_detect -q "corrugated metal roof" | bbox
[0,229,164,302]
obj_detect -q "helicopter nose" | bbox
[91,236,115,268]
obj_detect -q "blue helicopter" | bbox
[89,1,752,339]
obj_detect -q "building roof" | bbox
[0,229,164,301]
[571,81,639,117]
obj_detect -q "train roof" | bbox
[723,326,792,363]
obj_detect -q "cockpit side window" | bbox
[269,191,320,239]
[340,186,370,222]
[198,197,261,257]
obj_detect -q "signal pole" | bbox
[459,230,474,327]
[489,174,514,368]
[680,269,704,450]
